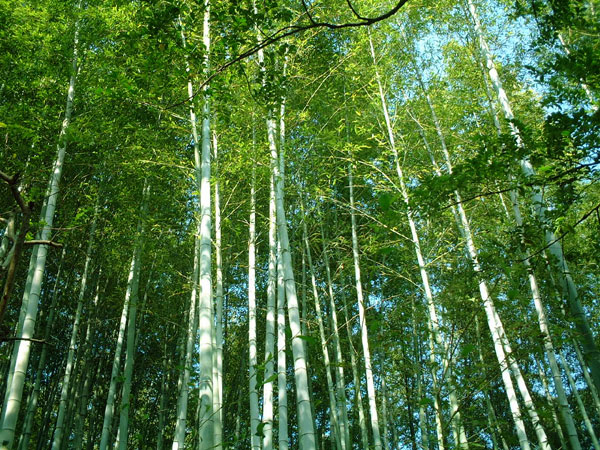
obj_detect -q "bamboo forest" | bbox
[0,0,599,448]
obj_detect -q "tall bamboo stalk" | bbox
[0,7,80,446]
[197,3,214,446]
[348,161,382,450]
[51,201,99,450]
[301,202,343,450]
[248,165,260,450]
[466,0,600,395]
[212,130,224,450]
[319,218,350,450]
[172,238,199,449]
[116,182,149,450]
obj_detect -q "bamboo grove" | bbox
[0,0,599,448]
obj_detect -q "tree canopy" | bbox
[0,0,599,449]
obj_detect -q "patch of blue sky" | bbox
[393,0,550,113]
[473,0,549,99]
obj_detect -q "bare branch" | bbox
[0,171,13,183]
[165,0,410,111]
[345,0,367,20]
[518,202,600,262]
[0,171,30,214]
[0,337,51,345]
[23,240,63,248]
[301,0,317,25]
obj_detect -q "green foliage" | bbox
[1,0,598,447]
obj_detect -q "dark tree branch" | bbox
[441,162,598,210]
[0,337,51,345]
[165,0,410,110]
[0,171,12,183]
[519,202,600,262]
[0,171,28,213]
[23,240,63,248]
[0,171,35,326]
[442,187,514,209]
[301,0,317,25]
[345,0,368,20]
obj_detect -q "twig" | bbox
[519,202,600,262]
[1,337,51,346]
[164,0,410,111]
[301,0,317,25]
[345,0,367,20]
[440,161,598,210]
[23,240,63,248]
[0,171,33,326]
[0,171,28,213]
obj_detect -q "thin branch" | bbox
[440,161,598,210]
[326,195,412,243]
[1,337,51,346]
[301,0,317,25]
[165,0,410,110]
[0,171,29,214]
[345,0,368,20]
[518,202,600,262]
[0,171,12,183]
[23,240,63,248]
[442,187,515,209]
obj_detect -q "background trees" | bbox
[0,0,598,448]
